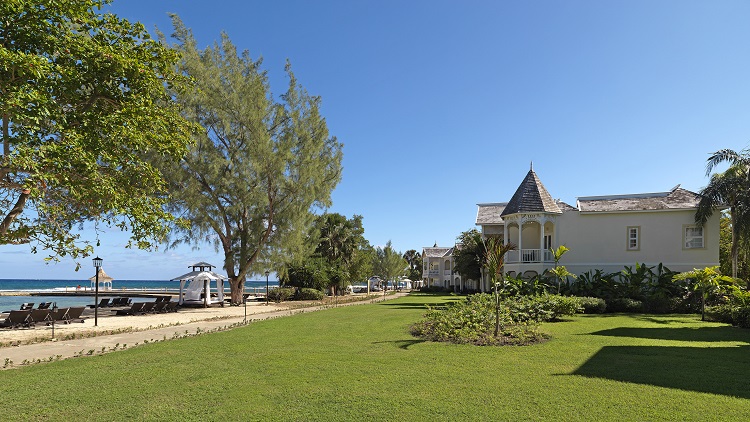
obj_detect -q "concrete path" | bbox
[0,292,408,369]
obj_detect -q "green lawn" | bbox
[2,293,750,421]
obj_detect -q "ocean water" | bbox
[0,278,278,311]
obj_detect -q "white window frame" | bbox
[627,226,640,251]
[684,225,704,249]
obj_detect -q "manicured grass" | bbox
[2,293,750,420]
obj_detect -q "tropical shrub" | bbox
[295,288,325,301]
[267,287,295,303]
[578,297,606,314]
[607,298,644,313]
[420,285,449,293]
[411,293,583,346]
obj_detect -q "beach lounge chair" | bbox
[165,302,178,312]
[152,302,168,313]
[29,309,52,326]
[0,310,32,328]
[114,302,145,316]
[37,302,52,310]
[49,307,68,324]
[112,297,132,307]
[65,307,85,323]
[20,302,34,311]
[88,298,110,308]
[140,302,155,313]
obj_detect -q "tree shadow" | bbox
[372,339,426,350]
[589,326,750,343]
[571,345,750,399]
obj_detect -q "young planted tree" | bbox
[0,0,193,263]
[673,266,735,321]
[549,245,575,293]
[314,213,367,296]
[483,237,516,337]
[161,17,342,305]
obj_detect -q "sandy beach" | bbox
[0,292,408,347]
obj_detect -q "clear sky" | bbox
[6,0,750,280]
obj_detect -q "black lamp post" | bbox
[243,276,247,323]
[51,302,58,340]
[265,270,270,306]
[93,256,103,327]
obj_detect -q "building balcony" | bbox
[506,249,554,264]
[424,269,440,277]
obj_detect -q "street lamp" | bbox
[243,276,247,323]
[93,256,103,327]
[51,302,57,340]
[265,270,270,306]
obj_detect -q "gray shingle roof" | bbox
[422,247,453,258]
[577,186,701,212]
[476,203,507,224]
[500,169,561,216]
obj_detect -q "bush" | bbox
[411,293,547,346]
[267,287,295,303]
[643,296,682,314]
[505,295,583,322]
[295,288,324,301]
[732,306,750,328]
[607,298,644,313]
[705,304,734,324]
[578,297,606,314]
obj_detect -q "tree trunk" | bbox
[230,277,243,306]
[731,209,738,279]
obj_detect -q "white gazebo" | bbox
[89,268,114,291]
[171,262,227,307]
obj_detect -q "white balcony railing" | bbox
[443,270,452,276]
[505,249,554,264]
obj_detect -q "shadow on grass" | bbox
[572,345,750,398]
[590,326,750,343]
[373,339,426,350]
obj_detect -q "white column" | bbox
[517,222,523,262]
[540,219,545,263]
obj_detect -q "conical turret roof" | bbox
[500,167,561,216]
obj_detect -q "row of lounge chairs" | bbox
[114,299,178,316]
[88,297,133,308]
[0,307,86,329]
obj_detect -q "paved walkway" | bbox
[0,292,408,369]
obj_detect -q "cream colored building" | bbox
[422,245,461,290]
[474,166,720,291]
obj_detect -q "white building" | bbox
[474,166,720,291]
[422,245,461,290]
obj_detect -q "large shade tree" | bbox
[402,249,422,281]
[161,17,342,304]
[0,0,193,264]
[696,149,750,279]
[314,213,367,295]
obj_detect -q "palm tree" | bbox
[696,149,750,279]
[549,245,574,293]
[483,237,517,337]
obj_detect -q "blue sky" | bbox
[6,0,750,280]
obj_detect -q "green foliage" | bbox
[578,297,607,314]
[453,228,484,282]
[607,298,644,313]
[159,17,342,303]
[673,266,737,320]
[267,287,295,303]
[403,249,422,281]
[697,149,750,279]
[412,293,582,345]
[282,257,328,291]
[294,288,324,301]
[373,240,406,284]
[0,0,194,261]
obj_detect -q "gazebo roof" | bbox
[171,270,228,281]
[88,268,114,282]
